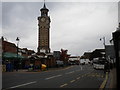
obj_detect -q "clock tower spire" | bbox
[37,2,51,53]
[40,0,49,16]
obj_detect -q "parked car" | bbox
[80,59,90,65]
[56,60,64,67]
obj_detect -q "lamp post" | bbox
[16,37,19,71]
[100,37,106,59]
[100,37,106,49]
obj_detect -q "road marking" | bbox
[65,71,74,74]
[60,83,68,87]
[45,74,62,80]
[101,75,104,78]
[99,72,108,89]
[64,66,73,70]
[84,73,87,76]
[96,74,100,77]
[92,75,95,77]
[77,77,80,80]
[80,66,83,70]
[70,80,75,83]
[8,81,37,89]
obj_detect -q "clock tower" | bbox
[37,2,51,53]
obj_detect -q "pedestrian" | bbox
[6,61,12,72]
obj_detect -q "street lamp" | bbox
[100,37,106,59]
[16,37,19,59]
[16,37,19,71]
[100,37,106,49]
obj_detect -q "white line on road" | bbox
[65,71,74,74]
[77,77,80,80]
[60,83,68,87]
[8,81,37,89]
[80,66,83,70]
[45,74,62,80]
[70,80,75,83]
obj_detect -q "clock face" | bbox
[41,18,45,22]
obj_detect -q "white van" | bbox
[80,59,90,65]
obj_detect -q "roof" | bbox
[40,3,49,11]
[3,41,16,48]
[93,49,105,53]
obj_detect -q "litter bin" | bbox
[41,64,47,71]
[2,64,6,72]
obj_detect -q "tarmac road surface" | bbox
[2,64,105,89]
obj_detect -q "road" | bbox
[2,64,105,89]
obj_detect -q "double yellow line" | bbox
[99,72,108,89]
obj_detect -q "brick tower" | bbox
[37,2,51,53]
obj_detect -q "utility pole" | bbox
[100,37,106,59]
[16,37,20,71]
[100,37,106,49]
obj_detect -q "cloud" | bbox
[2,0,120,2]
[2,2,118,56]
[50,2,118,55]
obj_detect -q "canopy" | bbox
[3,52,25,59]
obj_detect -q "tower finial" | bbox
[40,0,49,12]
[43,0,46,8]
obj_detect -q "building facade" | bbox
[37,3,51,53]
[105,45,115,62]
[53,51,61,60]
[2,37,17,54]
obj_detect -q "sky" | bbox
[1,0,119,56]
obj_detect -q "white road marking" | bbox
[9,81,37,89]
[81,66,83,70]
[45,74,62,80]
[65,71,74,74]
[70,80,75,83]
[60,83,68,87]
[77,77,80,80]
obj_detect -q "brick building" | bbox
[2,37,17,54]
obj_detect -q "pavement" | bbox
[104,68,117,89]
[3,65,73,73]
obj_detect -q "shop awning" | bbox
[3,52,25,59]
